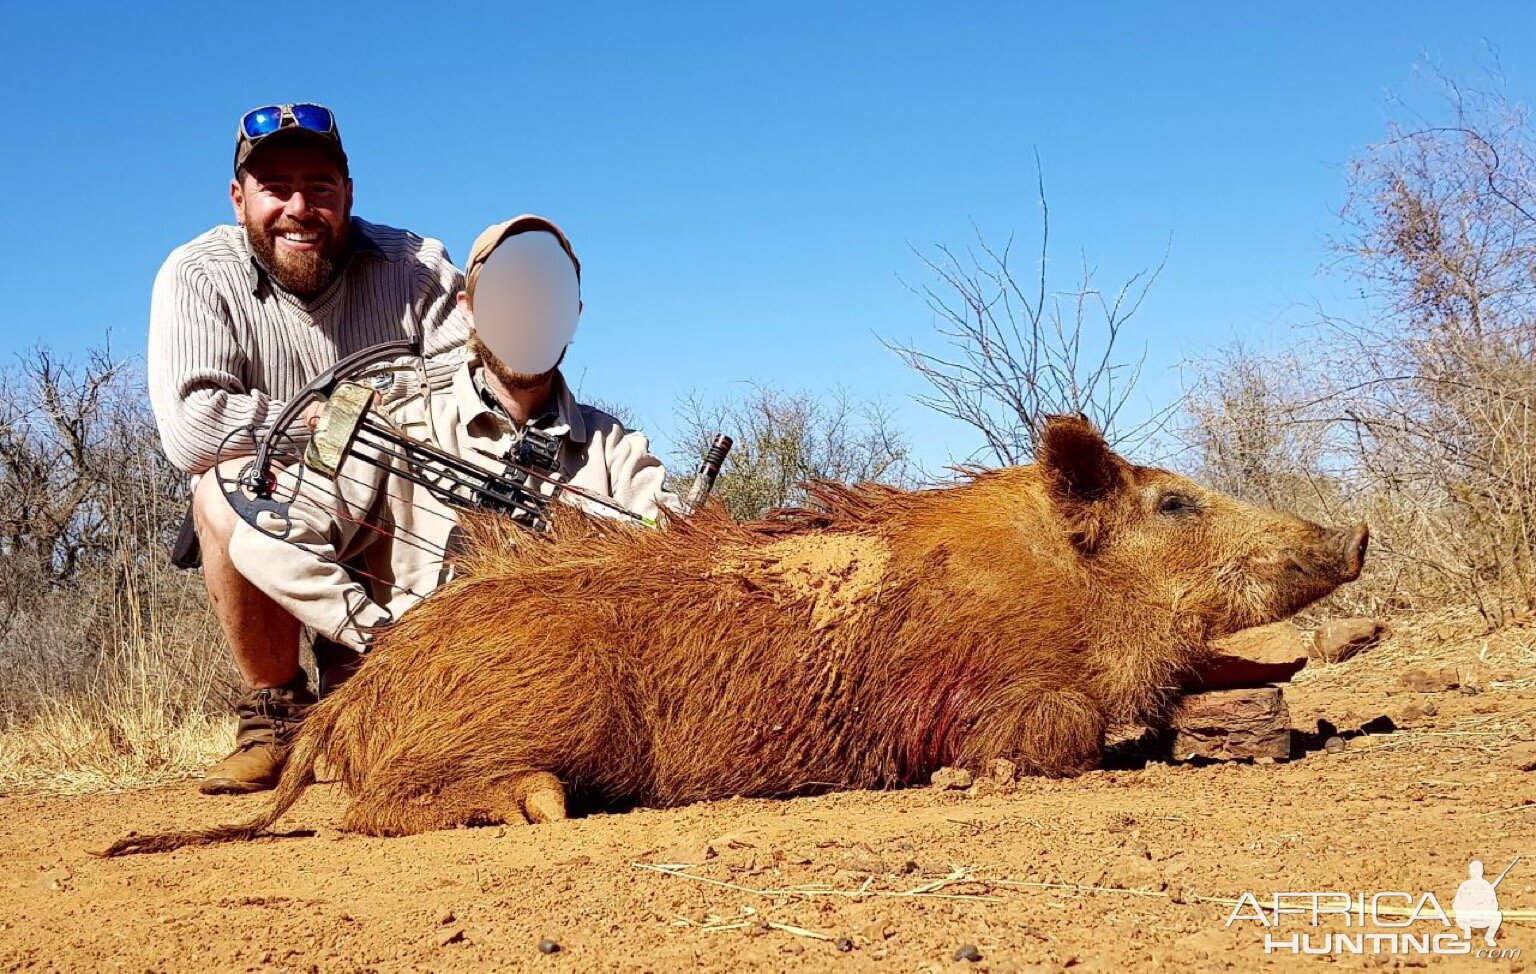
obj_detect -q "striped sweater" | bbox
[147,218,470,474]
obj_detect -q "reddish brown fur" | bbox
[99,417,1366,855]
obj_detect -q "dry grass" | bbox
[0,346,239,796]
[0,575,234,796]
[0,711,229,797]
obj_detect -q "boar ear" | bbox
[1035,414,1128,504]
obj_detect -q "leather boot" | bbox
[199,671,316,795]
[312,636,364,698]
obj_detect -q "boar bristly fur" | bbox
[99,416,1366,856]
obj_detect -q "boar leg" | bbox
[340,770,568,836]
[966,690,1106,778]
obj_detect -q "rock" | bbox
[967,778,1004,798]
[1400,700,1438,722]
[1398,667,1460,693]
[1171,686,1291,762]
[1313,618,1388,663]
[537,938,561,955]
[1507,742,1536,772]
[436,928,465,947]
[835,936,855,952]
[953,944,983,962]
[1188,622,1309,690]
[1358,715,1397,735]
[858,920,896,943]
[931,766,973,790]
[985,758,1018,784]
[656,838,717,865]
[1323,736,1346,753]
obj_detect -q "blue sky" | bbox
[2,2,1531,470]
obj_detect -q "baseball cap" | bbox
[233,103,349,177]
[465,215,582,297]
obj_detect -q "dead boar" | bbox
[100,415,1367,855]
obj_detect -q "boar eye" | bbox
[1157,492,1200,517]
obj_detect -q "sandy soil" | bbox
[3,626,1535,973]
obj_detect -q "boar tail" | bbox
[91,728,325,858]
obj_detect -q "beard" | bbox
[244,213,349,297]
[470,332,565,392]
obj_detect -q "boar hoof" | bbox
[512,771,568,824]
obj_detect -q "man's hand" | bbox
[301,400,327,431]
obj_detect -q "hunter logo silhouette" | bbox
[1453,857,1517,948]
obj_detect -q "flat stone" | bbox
[1313,618,1388,663]
[1187,623,1308,690]
[1171,686,1291,762]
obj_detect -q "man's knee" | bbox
[192,459,248,543]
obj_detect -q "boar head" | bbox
[1037,415,1368,640]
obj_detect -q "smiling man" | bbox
[147,103,470,795]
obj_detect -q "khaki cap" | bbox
[465,215,581,297]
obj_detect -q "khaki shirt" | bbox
[228,359,677,651]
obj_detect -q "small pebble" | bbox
[1324,736,1346,753]
[835,936,855,952]
[538,938,562,955]
[953,943,983,962]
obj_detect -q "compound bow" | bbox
[213,339,730,604]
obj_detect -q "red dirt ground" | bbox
[3,624,1535,973]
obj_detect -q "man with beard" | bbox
[147,104,470,793]
[223,215,678,791]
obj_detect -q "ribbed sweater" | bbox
[147,218,469,473]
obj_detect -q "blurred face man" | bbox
[230,140,354,297]
[461,228,581,392]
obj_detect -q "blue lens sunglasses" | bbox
[239,103,336,142]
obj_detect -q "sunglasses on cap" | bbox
[239,103,336,142]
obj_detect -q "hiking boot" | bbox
[312,636,364,698]
[199,672,316,795]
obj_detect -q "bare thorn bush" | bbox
[0,345,232,794]
[1182,74,1536,626]
[673,386,912,521]
[886,172,1169,464]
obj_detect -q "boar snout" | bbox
[1340,523,1369,581]
[1284,523,1369,582]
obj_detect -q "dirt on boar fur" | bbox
[99,416,1368,856]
